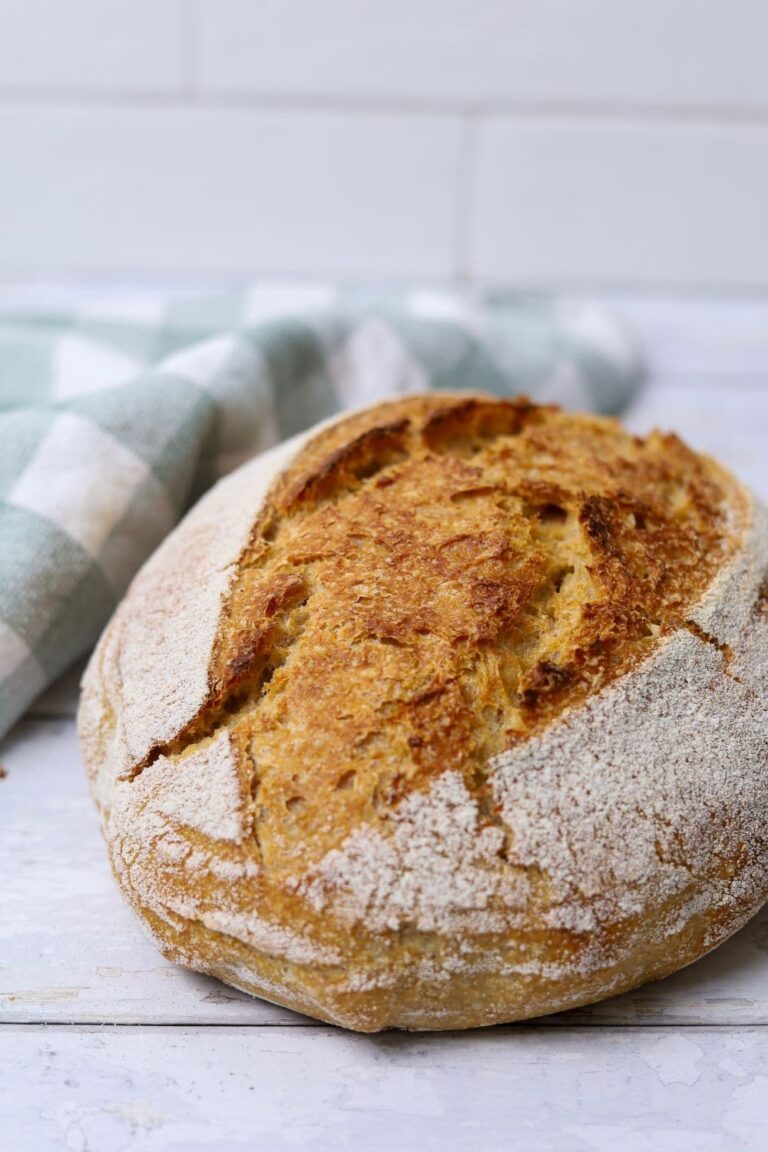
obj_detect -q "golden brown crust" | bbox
[79,394,768,1031]
[141,395,740,866]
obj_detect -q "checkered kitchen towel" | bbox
[0,284,641,740]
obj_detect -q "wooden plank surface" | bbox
[4,1025,768,1152]
[594,295,768,378]
[2,297,768,1147]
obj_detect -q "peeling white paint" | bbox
[640,1034,704,1086]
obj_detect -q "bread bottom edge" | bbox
[132,891,768,1033]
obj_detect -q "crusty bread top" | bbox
[78,394,768,1020]
[85,394,747,873]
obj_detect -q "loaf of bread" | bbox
[79,394,768,1031]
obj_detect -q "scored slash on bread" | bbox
[79,394,768,1031]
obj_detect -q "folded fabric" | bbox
[0,284,642,740]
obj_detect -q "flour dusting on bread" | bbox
[295,504,768,953]
[79,394,768,1032]
[299,770,528,934]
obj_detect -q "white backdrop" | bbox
[1,0,767,289]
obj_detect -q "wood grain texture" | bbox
[4,1025,768,1151]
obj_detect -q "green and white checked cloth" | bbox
[0,284,641,740]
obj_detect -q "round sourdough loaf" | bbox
[79,394,768,1031]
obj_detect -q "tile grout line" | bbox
[2,88,768,125]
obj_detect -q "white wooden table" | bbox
[2,296,768,1151]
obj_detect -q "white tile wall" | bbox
[471,119,768,289]
[0,106,460,278]
[0,1,767,287]
[0,1,186,93]
[197,0,768,111]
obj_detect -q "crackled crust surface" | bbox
[79,394,768,1031]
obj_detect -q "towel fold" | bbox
[0,284,642,740]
